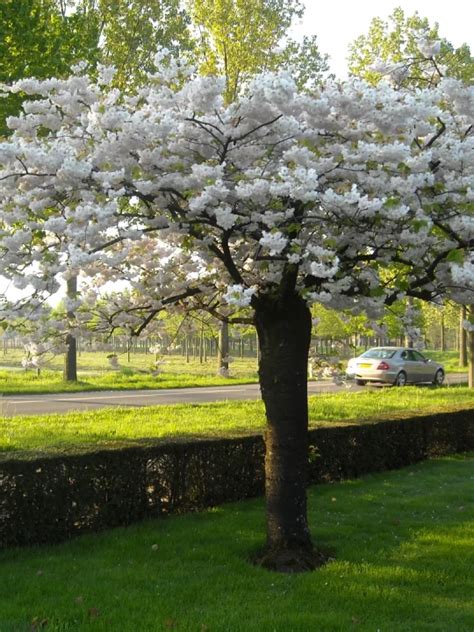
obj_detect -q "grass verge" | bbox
[0,369,256,395]
[1,386,473,458]
[0,453,472,631]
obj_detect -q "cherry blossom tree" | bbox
[0,52,473,570]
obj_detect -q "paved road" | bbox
[0,374,467,417]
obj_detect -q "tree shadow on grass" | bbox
[0,454,472,631]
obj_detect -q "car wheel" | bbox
[394,371,407,387]
[432,369,445,386]
[355,379,367,386]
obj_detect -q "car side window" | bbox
[412,350,425,362]
[406,350,417,361]
[400,351,407,360]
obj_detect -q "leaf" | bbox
[446,249,464,264]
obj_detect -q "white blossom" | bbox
[223,285,257,308]
[259,232,288,256]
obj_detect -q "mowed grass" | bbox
[0,353,259,394]
[0,369,256,395]
[0,454,473,631]
[0,349,467,395]
[1,386,473,458]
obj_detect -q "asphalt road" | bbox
[0,374,467,417]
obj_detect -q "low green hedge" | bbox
[1,410,473,548]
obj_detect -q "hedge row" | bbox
[1,409,473,548]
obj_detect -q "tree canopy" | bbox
[0,0,100,135]
[348,7,473,87]
[187,0,329,102]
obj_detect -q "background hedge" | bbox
[1,410,473,548]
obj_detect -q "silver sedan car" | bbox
[346,347,445,386]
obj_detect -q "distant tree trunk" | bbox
[468,306,474,389]
[63,276,78,382]
[199,326,204,364]
[460,305,468,367]
[217,321,229,375]
[254,294,326,572]
[440,312,446,351]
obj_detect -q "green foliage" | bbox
[0,0,100,135]
[0,455,473,630]
[96,0,193,89]
[348,6,474,86]
[0,0,194,135]
[312,304,370,340]
[187,0,328,102]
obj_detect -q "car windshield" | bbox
[360,348,396,359]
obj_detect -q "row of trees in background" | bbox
[1,299,471,375]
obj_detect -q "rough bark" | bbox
[253,294,328,572]
[63,276,78,382]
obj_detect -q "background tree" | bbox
[84,0,193,89]
[0,0,195,380]
[348,6,473,87]
[187,0,329,103]
[0,0,100,135]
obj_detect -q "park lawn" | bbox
[0,368,257,395]
[0,353,259,394]
[0,453,472,631]
[0,349,467,396]
[1,386,473,458]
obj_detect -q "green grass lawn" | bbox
[0,368,257,395]
[0,348,467,395]
[0,352,259,394]
[2,386,473,458]
[0,453,472,631]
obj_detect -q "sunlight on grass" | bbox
[0,454,472,631]
[1,386,473,458]
[0,368,257,395]
[0,349,467,395]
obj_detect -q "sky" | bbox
[295,0,474,77]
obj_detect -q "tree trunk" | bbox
[63,276,78,382]
[254,294,327,572]
[440,313,446,352]
[460,305,467,367]
[468,306,474,389]
[199,326,204,364]
[217,321,229,375]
